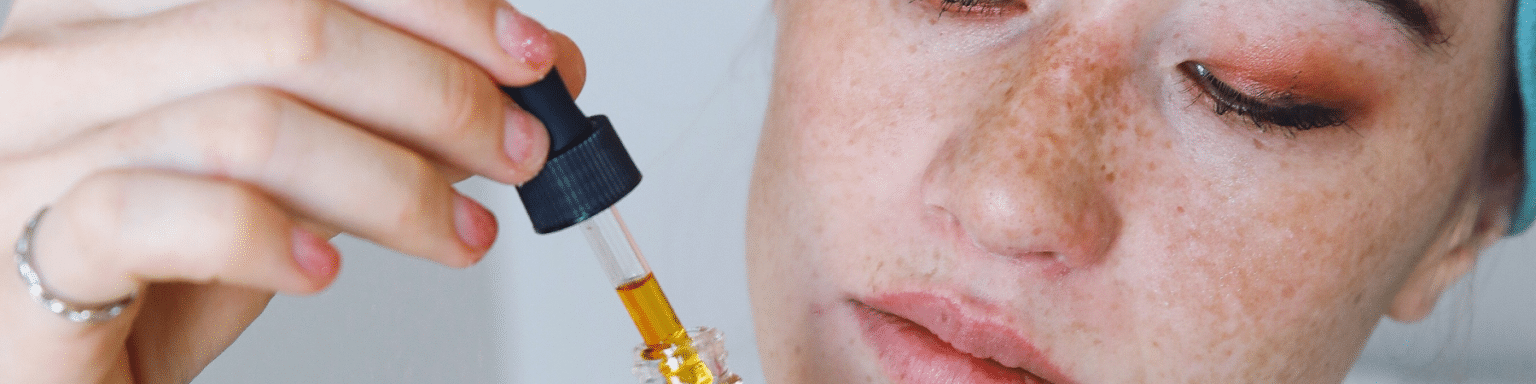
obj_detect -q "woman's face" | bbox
[747,0,1516,382]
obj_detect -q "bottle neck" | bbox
[632,327,744,384]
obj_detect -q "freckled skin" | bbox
[748,0,1516,383]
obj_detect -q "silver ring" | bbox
[14,207,135,322]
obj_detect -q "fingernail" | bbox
[495,5,555,71]
[504,104,548,172]
[291,227,339,280]
[454,193,499,254]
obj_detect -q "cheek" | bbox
[754,0,1499,382]
[763,18,953,273]
[1120,52,1496,382]
[1119,175,1398,373]
[750,2,956,380]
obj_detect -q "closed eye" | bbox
[1178,61,1348,133]
[917,0,1026,17]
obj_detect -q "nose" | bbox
[921,31,1126,272]
[922,131,1121,271]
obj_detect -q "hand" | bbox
[0,0,584,382]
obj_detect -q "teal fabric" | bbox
[1514,0,1536,234]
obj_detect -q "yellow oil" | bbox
[616,273,716,384]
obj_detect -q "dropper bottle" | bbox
[504,70,740,384]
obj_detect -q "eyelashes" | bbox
[929,0,1024,17]
[914,1,1348,135]
[1178,61,1348,133]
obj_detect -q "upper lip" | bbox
[858,292,1076,384]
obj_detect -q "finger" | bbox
[7,0,584,87]
[49,87,498,267]
[335,0,563,86]
[0,0,551,184]
[10,0,571,88]
[551,30,588,98]
[129,283,275,383]
[32,169,337,305]
[5,0,201,32]
[0,170,327,382]
[2,0,98,34]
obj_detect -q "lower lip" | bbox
[854,303,1053,384]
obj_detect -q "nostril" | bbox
[925,203,1064,261]
[925,205,962,235]
[922,181,1118,273]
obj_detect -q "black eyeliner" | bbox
[1179,62,1348,132]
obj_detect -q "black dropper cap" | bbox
[503,69,641,234]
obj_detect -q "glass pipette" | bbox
[503,69,735,383]
[581,208,717,383]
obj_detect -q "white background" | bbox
[2,0,1533,383]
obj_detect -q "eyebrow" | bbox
[1361,0,1448,47]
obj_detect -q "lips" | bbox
[853,293,1072,384]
